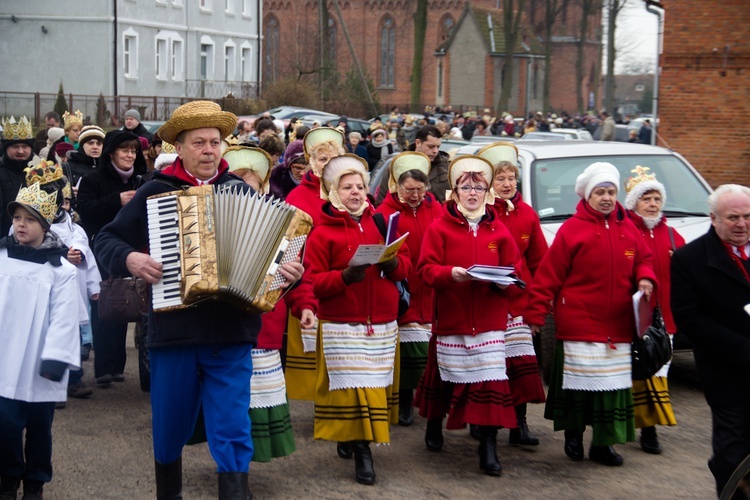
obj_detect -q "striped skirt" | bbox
[544,341,635,446]
[398,322,430,390]
[632,376,676,428]
[505,316,546,405]
[284,313,317,401]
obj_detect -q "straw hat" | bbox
[222,146,272,185]
[477,142,518,172]
[157,101,237,145]
[302,127,344,161]
[389,151,431,193]
[321,153,370,200]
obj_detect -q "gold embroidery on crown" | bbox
[625,165,657,193]
[15,183,59,225]
[62,110,84,128]
[25,161,64,186]
[1,116,33,141]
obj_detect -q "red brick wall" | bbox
[659,0,750,188]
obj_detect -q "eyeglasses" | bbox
[399,186,427,195]
[457,185,487,193]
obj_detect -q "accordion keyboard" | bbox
[147,195,184,309]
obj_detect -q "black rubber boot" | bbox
[218,472,251,500]
[352,441,376,485]
[425,418,444,452]
[155,457,182,500]
[564,429,584,461]
[589,445,624,466]
[0,477,20,500]
[398,389,414,426]
[478,426,502,476]
[21,480,44,500]
[337,441,353,459]
[508,404,540,446]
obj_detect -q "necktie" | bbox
[739,245,749,261]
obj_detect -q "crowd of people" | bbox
[0,100,748,500]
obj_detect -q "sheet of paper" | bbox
[633,290,652,338]
[466,265,521,286]
[348,232,409,266]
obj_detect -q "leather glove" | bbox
[377,257,399,274]
[342,264,370,285]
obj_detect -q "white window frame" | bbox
[200,35,215,80]
[171,38,184,81]
[123,28,139,79]
[155,37,168,80]
[240,42,252,81]
[199,0,212,12]
[173,0,184,6]
[155,31,184,82]
[156,0,167,6]
[225,0,235,15]
[242,0,253,18]
[224,40,236,81]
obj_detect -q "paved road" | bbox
[47,340,715,499]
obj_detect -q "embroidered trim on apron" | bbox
[399,322,431,343]
[250,349,287,409]
[562,340,632,391]
[301,320,318,353]
[322,321,398,391]
[435,330,507,384]
[504,315,536,359]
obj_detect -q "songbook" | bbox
[348,232,409,266]
[633,290,653,338]
[466,265,526,288]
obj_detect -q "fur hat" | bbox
[78,125,105,146]
[575,162,620,200]
[157,101,237,145]
[124,109,141,121]
[624,165,666,210]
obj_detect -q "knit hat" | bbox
[54,141,74,160]
[389,151,431,194]
[321,153,370,202]
[124,109,141,121]
[77,125,105,146]
[283,139,306,171]
[46,127,65,144]
[624,165,666,210]
[574,162,620,200]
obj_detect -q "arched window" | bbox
[380,17,395,87]
[439,14,455,43]
[264,15,279,83]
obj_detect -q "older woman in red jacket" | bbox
[479,142,547,447]
[376,152,444,426]
[304,154,410,486]
[526,162,657,467]
[624,166,684,455]
[415,155,522,477]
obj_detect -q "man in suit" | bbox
[671,184,750,498]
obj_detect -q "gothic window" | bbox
[439,15,455,43]
[380,17,395,87]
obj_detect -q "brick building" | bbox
[262,0,601,117]
[659,0,750,188]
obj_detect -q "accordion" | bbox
[146,184,313,314]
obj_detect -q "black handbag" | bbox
[98,277,149,322]
[631,305,672,380]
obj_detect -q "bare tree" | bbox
[603,0,629,112]
[541,0,564,112]
[410,0,429,110]
[574,0,600,113]
[496,0,526,113]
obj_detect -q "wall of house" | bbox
[447,13,486,108]
[659,0,750,188]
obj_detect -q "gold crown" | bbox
[25,160,64,186]
[14,182,59,226]
[2,116,33,141]
[62,180,72,200]
[62,109,84,128]
[161,141,176,154]
[625,165,657,193]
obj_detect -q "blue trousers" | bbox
[0,397,55,482]
[150,344,253,472]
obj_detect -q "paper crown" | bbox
[62,110,84,128]
[625,165,657,193]
[25,160,64,186]
[389,152,431,193]
[161,141,176,154]
[11,182,59,227]
[624,165,666,210]
[222,146,272,183]
[2,116,33,141]
[477,142,518,171]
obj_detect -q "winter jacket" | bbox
[285,171,324,225]
[0,153,32,235]
[627,210,685,333]
[63,149,99,188]
[93,158,263,349]
[256,275,318,350]
[304,203,410,324]
[122,122,153,141]
[417,201,521,336]
[492,193,548,316]
[525,200,657,344]
[376,191,443,324]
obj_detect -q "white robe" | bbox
[0,248,80,402]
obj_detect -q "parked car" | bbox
[470,135,509,144]
[298,114,372,137]
[236,106,336,129]
[592,123,631,142]
[547,128,594,141]
[140,121,166,135]
[521,131,574,141]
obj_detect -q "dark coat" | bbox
[94,169,260,349]
[0,153,33,236]
[122,122,153,141]
[671,226,750,408]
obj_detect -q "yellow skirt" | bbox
[313,321,400,443]
[284,313,317,401]
[632,376,677,428]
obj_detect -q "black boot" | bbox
[155,457,182,500]
[21,480,44,500]
[640,426,662,454]
[218,472,251,500]
[478,426,502,476]
[469,424,481,441]
[352,441,376,485]
[0,477,20,500]
[589,445,624,466]
[425,418,444,452]
[564,429,584,461]
[398,389,414,426]
[337,441,353,459]
[509,404,540,446]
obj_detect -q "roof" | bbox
[437,3,544,56]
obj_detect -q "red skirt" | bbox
[414,334,517,430]
[506,355,546,406]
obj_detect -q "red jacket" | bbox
[627,211,685,334]
[493,192,548,317]
[417,201,522,336]
[304,203,411,324]
[376,192,444,324]
[256,273,319,350]
[526,200,657,344]
[285,171,324,225]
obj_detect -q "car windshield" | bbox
[530,154,711,221]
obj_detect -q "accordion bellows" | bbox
[147,184,312,314]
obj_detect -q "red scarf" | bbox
[721,241,750,283]
[160,157,230,186]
